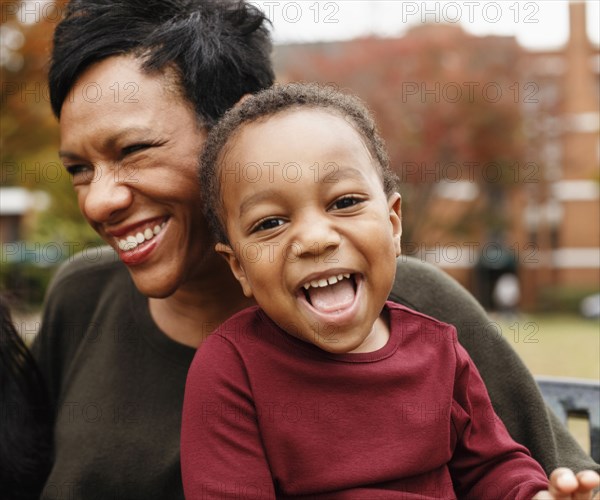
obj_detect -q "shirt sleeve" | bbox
[448,337,549,499]
[181,332,276,499]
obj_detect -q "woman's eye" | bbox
[253,218,285,232]
[122,143,150,156]
[331,196,362,210]
[66,165,95,183]
[122,140,163,157]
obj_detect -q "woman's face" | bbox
[59,55,210,298]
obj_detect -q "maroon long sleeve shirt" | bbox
[181,303,548,499]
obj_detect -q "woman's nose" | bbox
[80,165,133,223]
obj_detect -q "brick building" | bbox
[274,2,599,311]
[516,2,599,309]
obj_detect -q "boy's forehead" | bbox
[256,107,350,130]
[218,107,385,194]
[230,107,371,159]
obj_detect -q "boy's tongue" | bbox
[307,278,355,312]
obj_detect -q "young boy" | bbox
[181,84,599,499]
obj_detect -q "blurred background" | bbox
[1,0,598,421]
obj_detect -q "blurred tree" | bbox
[1,0,100,248]
[3,11,528,257]
[273,25,527,250]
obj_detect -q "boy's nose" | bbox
[293,215,342,259]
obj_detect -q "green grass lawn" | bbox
[493,314,599,455]
[493,314,600,380]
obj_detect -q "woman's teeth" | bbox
[117,222,166,251]
[303,273,351,290]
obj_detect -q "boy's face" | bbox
[217,108,402,354]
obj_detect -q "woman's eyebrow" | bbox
[58,127,158,160]
[58,150,83,161]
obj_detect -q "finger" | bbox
[577,470,600,490]
[532,491,555,500]
[549,468,578,498]
[573,470,600,500]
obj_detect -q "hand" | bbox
[533,468,600,499]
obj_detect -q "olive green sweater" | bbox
[32,249,598,500]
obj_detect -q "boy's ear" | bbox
[215,242,254,298]
[388,192,402,257]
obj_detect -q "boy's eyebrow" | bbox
[235,166,374,214]
[333,166,368,181]
[238,188,282,215]
[324,165,380,186]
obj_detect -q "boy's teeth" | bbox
[118,222,165,251]
[303,273,351,290]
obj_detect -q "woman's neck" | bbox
[148,256,254,347]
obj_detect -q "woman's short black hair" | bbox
[200,82,398,244]
[49,0,275,125]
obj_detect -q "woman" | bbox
[33,0,598,498]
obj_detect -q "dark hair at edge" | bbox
[0,296,53,499]
[201,82,399,244]
[48,0,274,126]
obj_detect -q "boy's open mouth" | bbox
[300,273,358,313]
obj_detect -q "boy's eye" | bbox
[252,218,285,233]
[330,196,363,210]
